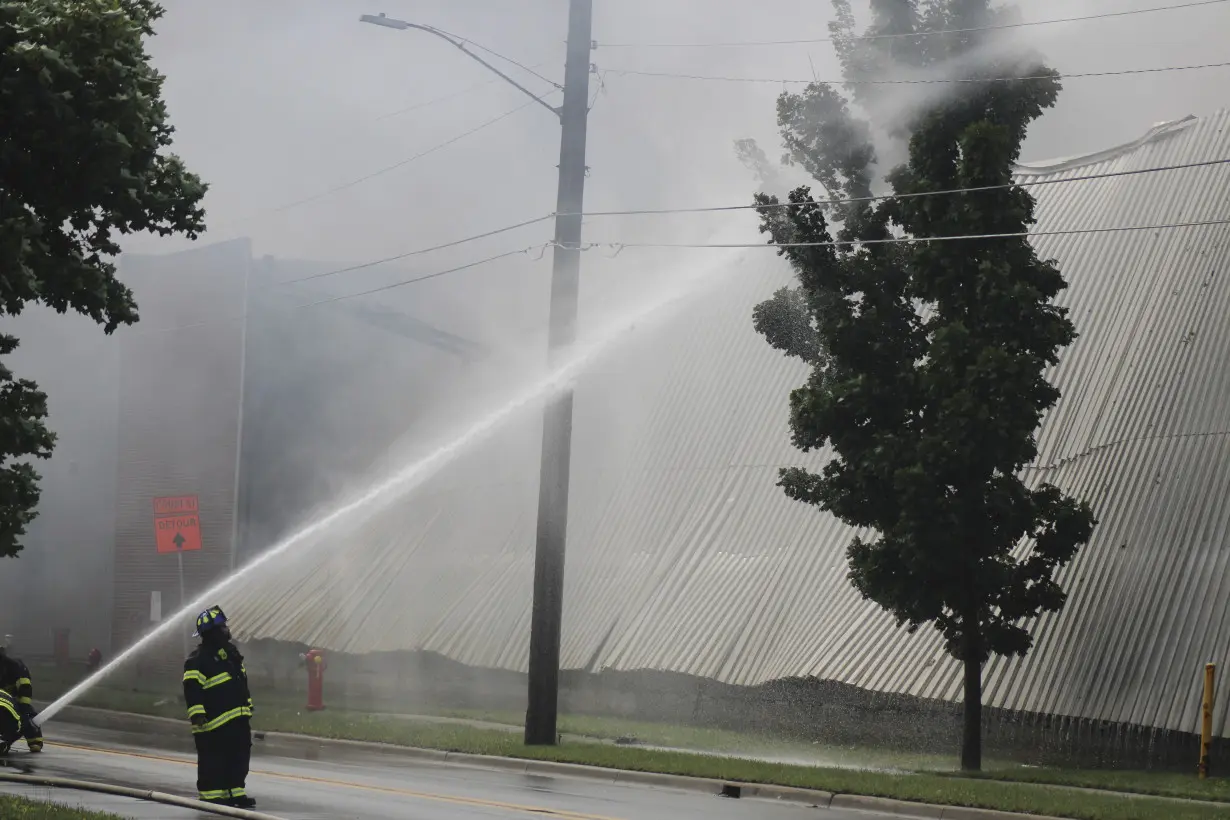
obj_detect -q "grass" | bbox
[31,665,1230,819]
[0,795,126,820]
[437,707,966,770]
[951,767,1230,804]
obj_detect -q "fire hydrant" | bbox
[301,649,326,711]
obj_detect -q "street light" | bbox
[360,3,594,747]
[358,14,562,118]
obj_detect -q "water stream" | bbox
[38,250,742,725]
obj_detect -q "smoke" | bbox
[7,0,1230,753]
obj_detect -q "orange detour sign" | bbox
[153,495,202,554]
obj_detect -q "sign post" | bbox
[152,496,203,659]
[177,551,187,657]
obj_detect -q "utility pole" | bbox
[360,0,594,748]
[525,0,594,747]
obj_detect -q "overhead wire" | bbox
[276,215,555,285]
[131,209,1230,337]
[459,40,564,91]
[269,99,544,215]
[373,76,509,122]
[270,156,1230,286]
[570,158,1230,217]
[596,0,1230,48]
[583,218,1230,252]
[293,245,551,307]
[602,60,1230,86]
[123,244,552,336]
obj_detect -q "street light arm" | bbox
[360,14,562,119]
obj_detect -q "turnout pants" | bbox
[193,717,252,803]
[17,704,42,749]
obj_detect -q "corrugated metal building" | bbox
[221,110,1230,737]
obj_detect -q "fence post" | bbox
[1200,663,1216,779]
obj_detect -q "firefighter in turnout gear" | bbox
[183,606,256,808]
[0,687,23,755]
[0,645,42,752]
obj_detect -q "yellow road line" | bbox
[48,741,624,820]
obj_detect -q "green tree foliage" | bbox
[752,0,1096,770]
[0,0,206,557]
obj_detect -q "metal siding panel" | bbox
[224,110,1230,735]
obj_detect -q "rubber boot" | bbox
[26,738,42,753]
[229,795,257,809]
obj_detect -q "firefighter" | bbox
[183,606,256,809]
[0,644,42,752]
[0,686,22,755]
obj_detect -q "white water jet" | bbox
[39,248,746,725]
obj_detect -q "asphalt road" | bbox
[0,723,899,819]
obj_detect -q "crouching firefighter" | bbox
[183,606,256,808]
[0,645,42,752]
[0,687,23,755]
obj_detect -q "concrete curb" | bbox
[0,771,287,820]
[50,705,1067,820]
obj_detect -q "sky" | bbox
[124,0,1230,273]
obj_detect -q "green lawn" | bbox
[32,665,1230,819]
[437,707,971,770]
[950,767,1230,804]
[434,707,1230,803]
[0,795,126,820]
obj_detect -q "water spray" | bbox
[38,249,746,726]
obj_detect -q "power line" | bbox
[276,215,555,285]
[270,99,545,215]
[121,214,1230,337]
[373,77,507,122]
[584,218,1230,251]
[266,157,1230,288]
[294,245,550,307]
[597,0,1230,48]
[570,158,1230,217]
[603,60,1230,86]
[123,245,550,336]
[461,40,564,91]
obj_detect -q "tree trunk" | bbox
[961,653,983,771]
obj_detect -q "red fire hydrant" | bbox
[302,649,326,711]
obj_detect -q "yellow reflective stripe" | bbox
[230,788,246,797]
[183,670,206,684]
[19,697,32,705]
[186,704,206,717]
[0,700,18,721]
[199,789,229,800]
[15,678,31,688]
[201,672,232,690]
[192,706,252,733]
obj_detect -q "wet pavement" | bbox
[0,722,902,819]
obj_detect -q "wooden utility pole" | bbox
[524,0,594,746]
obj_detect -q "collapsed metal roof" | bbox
[226,111,1230,737]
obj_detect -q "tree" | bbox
[752,0,1096,770]
[0,0,207,557]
